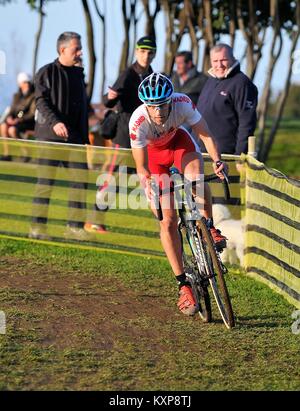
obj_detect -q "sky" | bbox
[1,0,300,113]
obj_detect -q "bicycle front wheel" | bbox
[179,224,212,323]
[196,218,235,329]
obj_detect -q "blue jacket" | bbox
[197,63,258,155]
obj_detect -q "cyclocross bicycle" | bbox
[153,168,235,329]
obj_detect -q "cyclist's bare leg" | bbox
[181,152,212,219]
[150,194,184,276]
[182,151,227,249]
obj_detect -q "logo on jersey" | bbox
[130,133,137,140]
[220,91,227,96]
[173,96,190,104]
[131,115,145,132]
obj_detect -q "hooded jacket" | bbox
[197,62,258,155]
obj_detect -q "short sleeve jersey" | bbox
[129,93,201,149]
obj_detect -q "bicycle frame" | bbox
[152,168,235,328]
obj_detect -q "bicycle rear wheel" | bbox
[179,223,212,323]
[196,217,235,329]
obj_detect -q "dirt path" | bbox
[0,256,175,351]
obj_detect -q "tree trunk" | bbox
[119,0,131,72]
[202,0,214,73]
[93,0,106,99]
[229,0,236,48]
[184,0,198,64]
[237,0,265,81]
[129,3,139,65]
[82,0,97,102]
[162,0,185,75]
[141,0,160,38]
[32,0,44,76]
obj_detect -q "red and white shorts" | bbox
[147,128,200,174]
[147,128,201,189]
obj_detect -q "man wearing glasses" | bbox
[129,72,228,316]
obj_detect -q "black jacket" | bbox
[171,67,207,105]
[103,62,153,148]
[197,63,258,155]
[34,59,89,144]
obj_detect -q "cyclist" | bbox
[129,72,228,316]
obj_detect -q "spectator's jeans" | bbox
[31,146,88,229]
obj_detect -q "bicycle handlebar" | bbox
[154,170,230,222]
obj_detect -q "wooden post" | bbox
[248,135,257,158]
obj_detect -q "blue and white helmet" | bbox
[138,72,174,105]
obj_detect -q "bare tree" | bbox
[161,0,186,75]
[81,0,97,101]
[202,0,214,72]
[93,0,106,99]
[141,0,160,37]
[32,0,45,75]
[184,0,199,64]
[26,0,62,75]
[129,1,141,64]
[119,0,136,72]
[229,0,237,48]
[236,0,266,80]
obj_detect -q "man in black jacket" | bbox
[102,36,156,148]
[29,31,90,240]
[197,43,258,155]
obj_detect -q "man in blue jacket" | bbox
[197,43,258,155]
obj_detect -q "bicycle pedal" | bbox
[215,243,226,253]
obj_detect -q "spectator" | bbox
[197,43,258,155]
[0,72,35,161]
[29,31,91,240]
[102,35,156,148]
[172,51,207,105]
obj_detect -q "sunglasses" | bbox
[146,100,171,110]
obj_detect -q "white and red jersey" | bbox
[129,93,201,149]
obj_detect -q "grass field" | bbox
[0,237,299,391]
